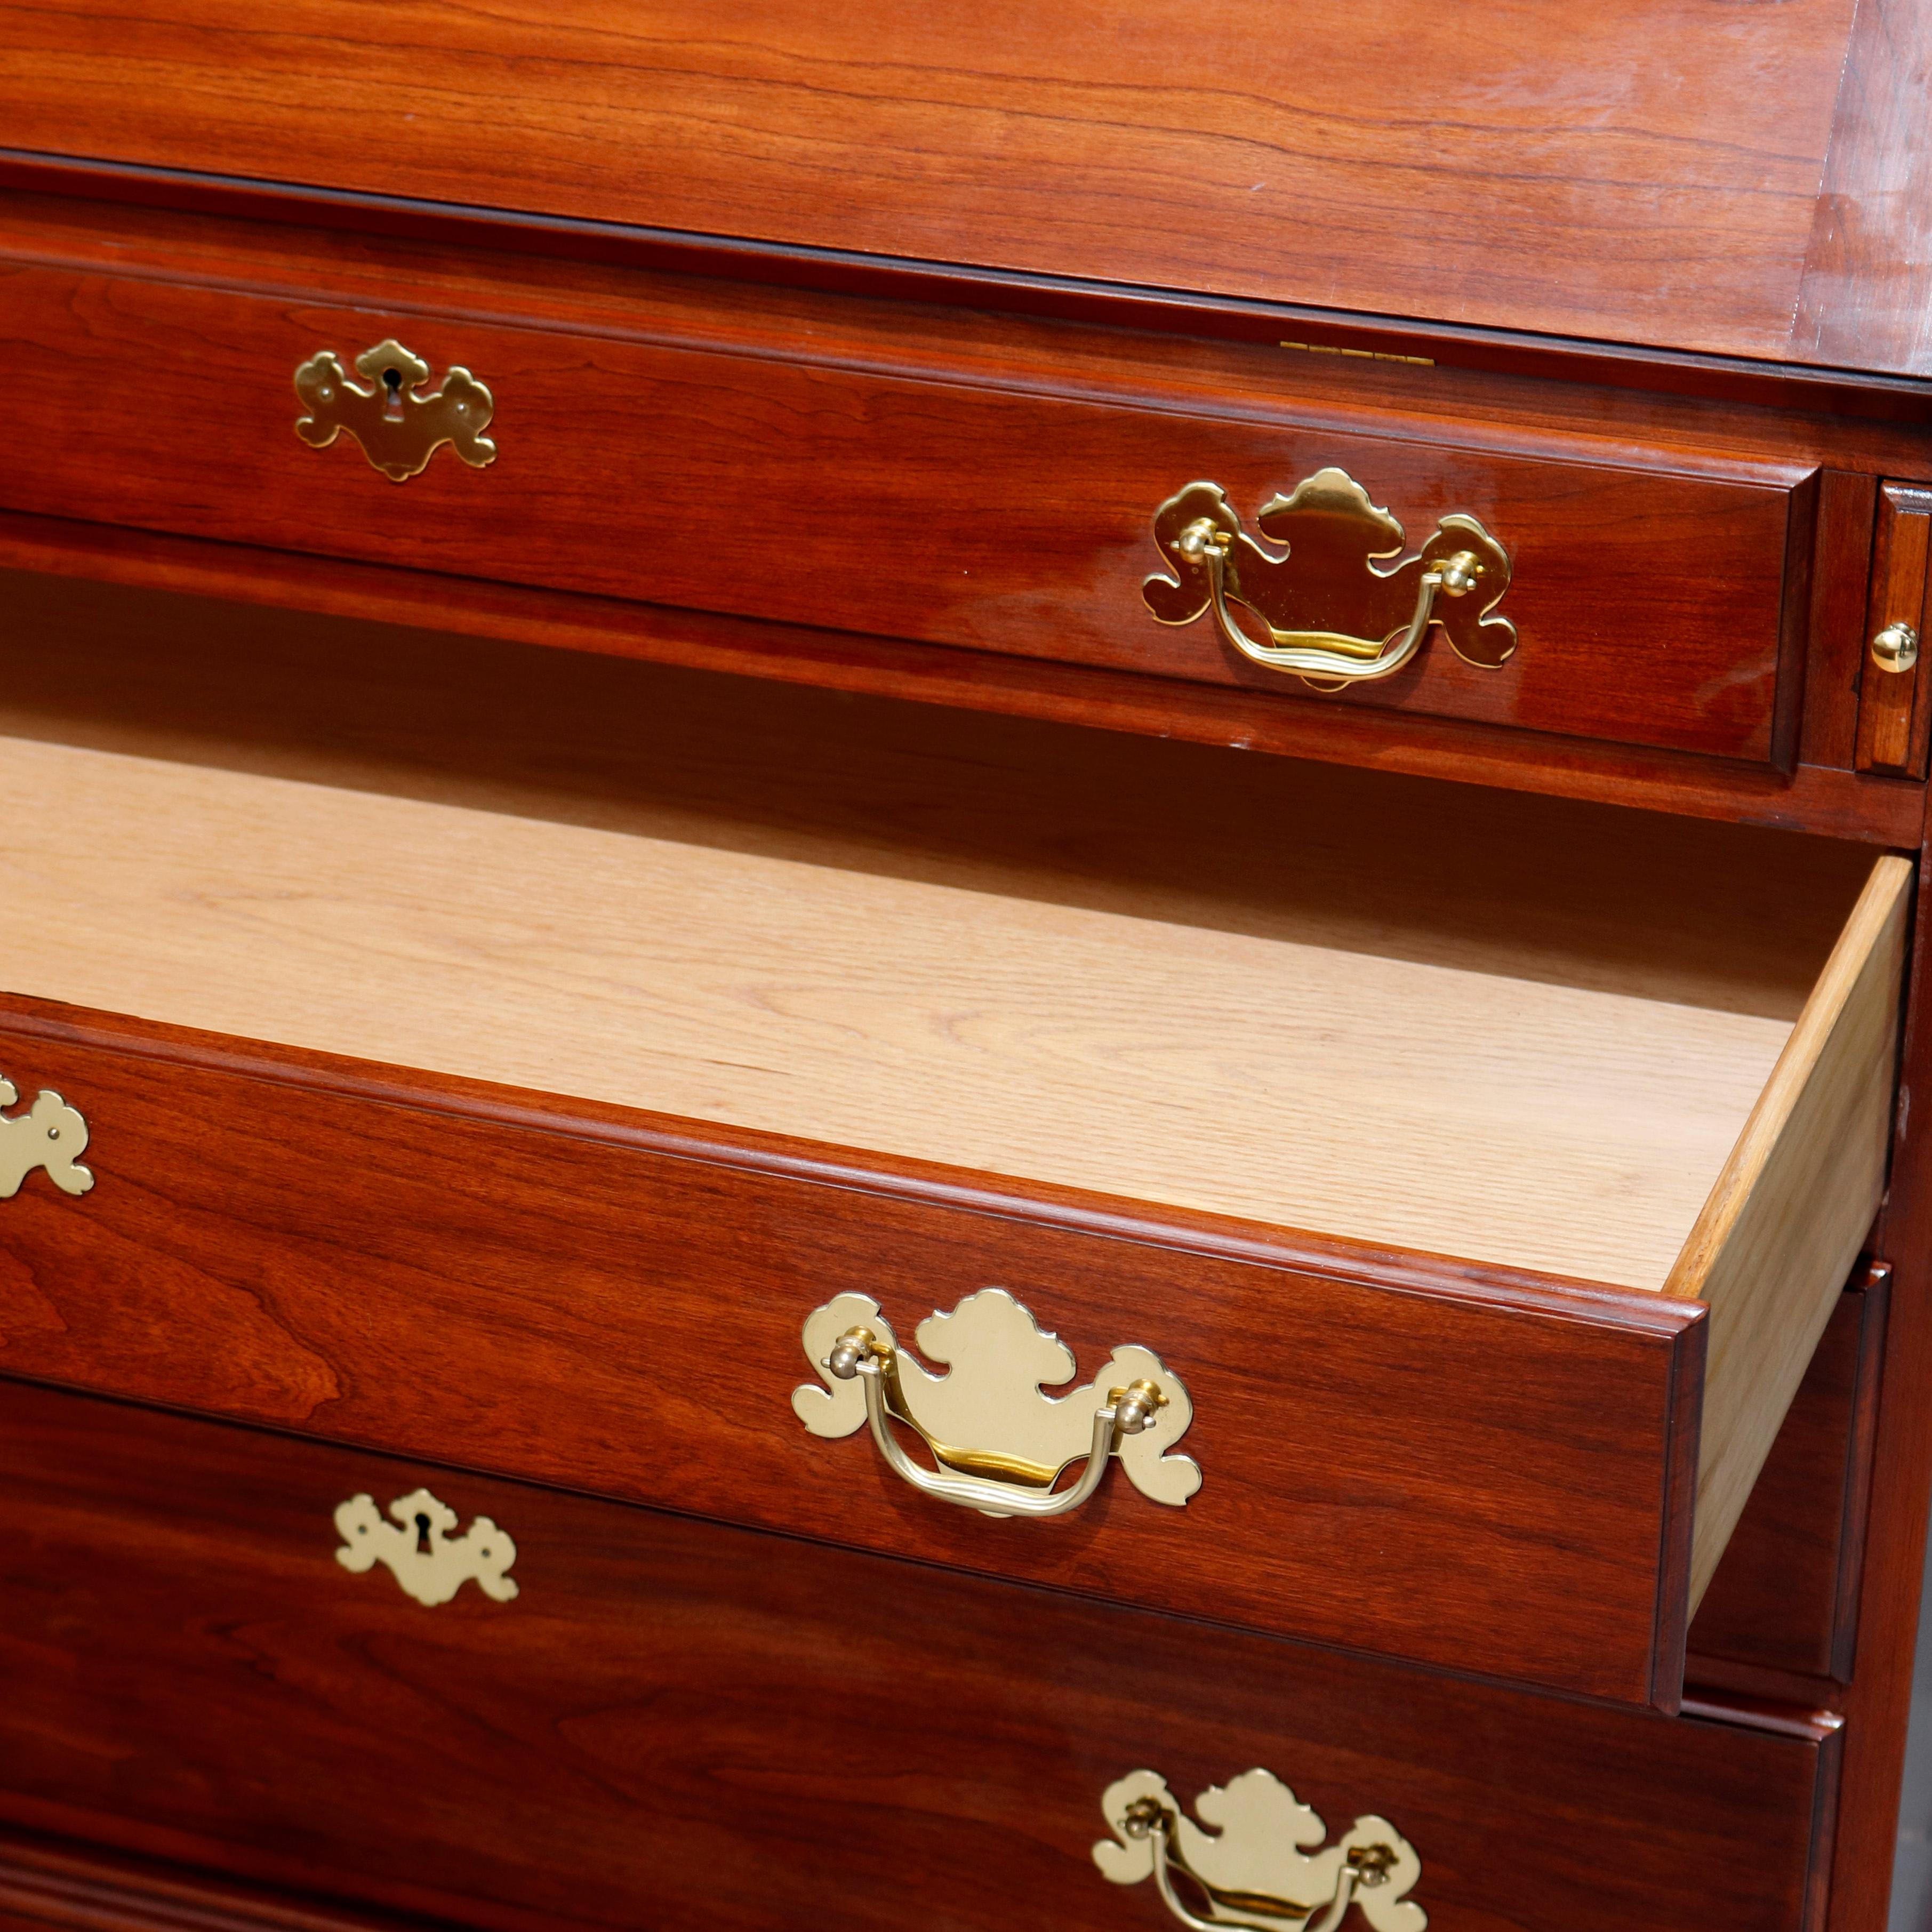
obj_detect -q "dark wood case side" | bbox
[1830,847,1932,1932]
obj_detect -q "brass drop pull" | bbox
[792,1287,1199,1517]
[1145,467,1515,690]
[294,337,496,482]
[1096,1770,1426,1932]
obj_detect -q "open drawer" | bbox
[0,569,1910,1709]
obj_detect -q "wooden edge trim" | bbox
[0,990,1701,1344]
[0,1826,447,1932]
[1664,855,1917,1299]
[1649,1310,1708,1712]
[1831,1260,1894,1677]
[1677,1694,1848,1745]
[1770,470,1822,775]
[0,511,1921,847]
[4,147,1932,419]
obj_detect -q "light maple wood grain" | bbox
[1666,856,1911,1610]
[0,722,1823,1293]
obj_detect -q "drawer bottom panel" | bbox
[0,1376,1835,1932]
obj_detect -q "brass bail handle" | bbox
[1096,1770,1426,1932]
[1175,516,1485,686]
[791,1288,1202,1519]
[1143,468,1518,692]
[829,1324,1162,1518]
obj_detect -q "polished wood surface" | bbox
[10,149,1932,425]
[1857,484,1932,776]
[1825,847,1932,1929]
[0,209,1822,765]
[1689,1277,1888,1685]
[0,1827,430,1932]
[0,1375,1842,1932]
[1792,0,1932,380]
[1667,857,1909,1606]
[1,0,1924,375]
[0,995,1703,1707]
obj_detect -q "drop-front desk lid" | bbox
[3,0,1928,379]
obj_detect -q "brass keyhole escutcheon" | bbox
[294,337,496,482]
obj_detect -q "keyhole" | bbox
[383,366,405,420]
[414,1511,434,1554]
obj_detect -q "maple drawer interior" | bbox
[0,567,1910,1609]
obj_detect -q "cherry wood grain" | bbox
[1824,848,1932,1932]
[1689,1274,1888,1684]
[1793,0,1932,380]
[0,0,1913,374]
[1803,472,1882,771]
[11,149,1932,423]
[0,997,1704,1708]
[0,254,1814,765]
[1856,484,1932,777]
[0,1826,444,1932]
[0,1376,1843,1932]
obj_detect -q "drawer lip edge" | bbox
[6,141,1932,419]
[0,989,1703,1341]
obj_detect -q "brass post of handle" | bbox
[792,1288,1201,1518]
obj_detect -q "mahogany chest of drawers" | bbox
[2,4,1931,1929]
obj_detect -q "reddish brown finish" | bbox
[10,148,1932,426]
[1805,473,1882,771]
[0,1827,444,1932]
[0,997,1706,1709]
[0,0,1924,375]
[1794,0,1932,380]
[1857,485,1932,776]
[1827,847,1932,1932]
[1689,1273,1890,1685]
[0,1375,1844,1932]
[3,509,1922,848]
[0,255,1814,766]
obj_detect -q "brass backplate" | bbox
[0,1075,93,1198]
[1144,468,1514,688]
[294,338,496,482]
[334,1488,519,1606]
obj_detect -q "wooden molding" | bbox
[0,1827,445,1932]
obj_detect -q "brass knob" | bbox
[1872,622,1920,674]
[824,1326,880,1380]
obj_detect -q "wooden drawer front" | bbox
[0,206,1811,765]
[0,1004,1702,1710]
[0,1376,1840,1932]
